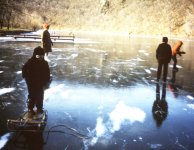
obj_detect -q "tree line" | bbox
[0,0,26,29]
[0,0,61,30]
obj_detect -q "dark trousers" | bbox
[157,61,169,82]
[172,55,177,69]
[27,86,44,111]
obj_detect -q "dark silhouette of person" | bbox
[172,40,185,71]
[22,46,50,116]
[152,83,168,127]
[156,37,172,82]
[41,23,53,59]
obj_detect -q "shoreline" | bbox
[0,29,193,41]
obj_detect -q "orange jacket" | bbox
[172,41,183,56]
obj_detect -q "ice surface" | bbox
[0,133,12,149]
[0,88,15,95]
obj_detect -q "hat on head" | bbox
[162,37,168,43]
[33,46,45,57]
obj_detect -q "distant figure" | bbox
[172,40,185,71]
[156,37,172,82]
[22,46,50,116]
[41,23,53,58]
[152,83,168,127]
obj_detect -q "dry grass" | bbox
[9,0,194,37]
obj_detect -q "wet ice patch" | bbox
[138,50,146,53]
[87,101,146,147]
[61,89,72,98]
[147,143,162,149]
[136,57,145,61]
[150,68,157,71]
[0,88,15,95]
[74,38,98,44]
[187,104,194,110]
[0,133,13,149]
[109,101,146,132]
[95,117,106,137]
[187,95,194,100]
[44,84,65,100]
[66,53,79,60]
[15,71,22,74]
[138,136,143,141]
[138,50,149,56]
[169,65,183,69]
[144,69,151,74]
[144,53,149,56]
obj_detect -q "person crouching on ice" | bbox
[22,46,50,117]
[172,41,185,71]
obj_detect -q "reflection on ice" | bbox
[95,117,106,137]
[109,101,146,132]
[187,104,194,109]
[133,57,145,62]
[187,95,194,100]
[150,68,157,71]
[15,71,22,74]
[144,69,151,74]
[0,71,3,74]
[169,64,183,69]
[148,143,162,149]
[66,53,79,59]
[138,50,149,56]
[87,101,146,147]
[44,84,64,101]
[0,88,15,95]
[0,133,13,149]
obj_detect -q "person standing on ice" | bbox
[156,37,172,82]
[22,46,50,116]
[172,40,185,71]
[41,23,53,61]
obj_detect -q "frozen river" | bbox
[0,34,194,150]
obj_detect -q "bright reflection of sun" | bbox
[109,101,146,132]
[90,101,146,146]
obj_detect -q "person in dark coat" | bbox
[22,46,50,115]
[41,23,53,58]
[156,37,172,82]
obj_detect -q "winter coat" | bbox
[156,43,172,63]
[41,29,52,52]
[22,57,50,88]
[172,41,183,56]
